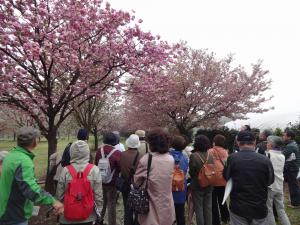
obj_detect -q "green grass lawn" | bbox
[1,138,300,224]
[0,138,96,179]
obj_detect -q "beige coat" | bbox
[134,153,176,225]
[138,140,149,154]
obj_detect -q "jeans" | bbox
[212,186,230,225]
[101,185,117,225]
[192,188,213,225]
[122,190,139,225]
[175,203,185,225]
[285,169,300,206]
[230,211,267,225]
[266,190,291,225]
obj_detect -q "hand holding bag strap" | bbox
[145,154,153,190]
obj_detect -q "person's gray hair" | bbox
[267,135,283,150]
[17,127,40,148]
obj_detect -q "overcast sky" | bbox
[110,0,300,117]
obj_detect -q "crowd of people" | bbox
[0,125,299,225]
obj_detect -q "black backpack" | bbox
[61,142,72,167]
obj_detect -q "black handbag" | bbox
[116,151,140,193]
[127,153,152,214]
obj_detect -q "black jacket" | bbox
[283,140,300,171]
[223,148,274,220]
[256,141,267,155]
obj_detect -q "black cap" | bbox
[237,131,256,142]
[103,132,118,146]
[77,128,89,141]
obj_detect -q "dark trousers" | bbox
[285,169,300,206]
[101,185,117,225]
[212,186,230,225]
[175,203,185,225]
[122,190,139,225]
[192,188,212,225]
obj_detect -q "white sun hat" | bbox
[126,134,141,149]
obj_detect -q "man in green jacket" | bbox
[0,127,64,225]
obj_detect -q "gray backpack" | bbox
[98,147,118,183]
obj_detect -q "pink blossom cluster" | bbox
[0,0,172,137]
[124,45,272,134]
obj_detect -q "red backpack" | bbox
[64,164,94,221]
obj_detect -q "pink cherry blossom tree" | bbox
[0,0,172,190]
[0,0,171,155]
[126,45,272,140]
[72,93,122,150]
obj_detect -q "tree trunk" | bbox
[44,128,58,195]
[93,127,98,151]
[13,132,16,141]
[177,125,193,143]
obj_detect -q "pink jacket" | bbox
[134,153,176,225]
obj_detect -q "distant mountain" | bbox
[225,112,300,130]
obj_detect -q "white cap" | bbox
[126,134,141,149]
